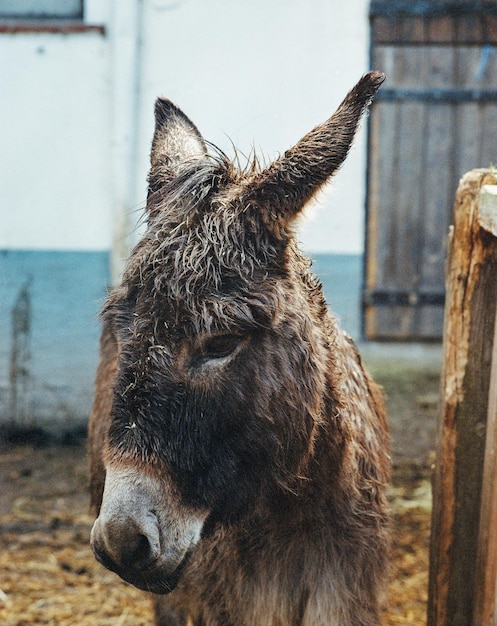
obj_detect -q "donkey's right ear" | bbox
[148,99,208,196]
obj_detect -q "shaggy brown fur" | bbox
[89,72,390,626]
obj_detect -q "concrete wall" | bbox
[1,30,113,250]
[0,0,371,430]
[0,16,113,432]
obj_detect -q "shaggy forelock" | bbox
[119,149,288,334]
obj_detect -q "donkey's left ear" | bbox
[147,98,208,196]
[240,72,385,231]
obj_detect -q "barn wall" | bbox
[0,0,370,430]
[0,31,113,251]
[0,23,113,431]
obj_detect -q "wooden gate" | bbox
[364,0,497,340]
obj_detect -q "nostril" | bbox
[91,513,160,571]
[121,532,153,567]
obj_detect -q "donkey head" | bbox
[90,72,384,593]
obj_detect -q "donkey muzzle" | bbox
[90,466,207,594]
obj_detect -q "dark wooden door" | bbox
[364,0,497,340]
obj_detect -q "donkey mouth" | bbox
[93,544,192,595]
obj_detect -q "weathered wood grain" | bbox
[365,5,497,340]
[428,170,497,626]
[473,184,497,626]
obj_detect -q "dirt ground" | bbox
[0,351,440,625]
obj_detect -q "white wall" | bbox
[0,30,113,251]
[0,0,371,256]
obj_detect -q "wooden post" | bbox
[428,170,497,626]
[474,185,497,626]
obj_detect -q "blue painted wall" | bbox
[0,250,110,432]
[312,253,362,341]
[0,250,361,432]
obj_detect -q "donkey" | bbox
[89,72,390,626]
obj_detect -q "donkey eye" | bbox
[202,334,243,360]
